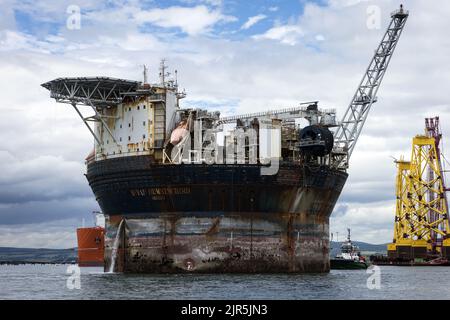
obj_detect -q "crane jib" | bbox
[333,6,409,170]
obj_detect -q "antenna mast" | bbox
[159,59,170,86]
[143,64,148,84]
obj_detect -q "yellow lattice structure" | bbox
[388,132,450,260]
[387,159,412,259]
[408,136,450,253]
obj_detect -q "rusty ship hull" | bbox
[86,156,347,273]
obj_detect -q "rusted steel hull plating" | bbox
[87,156,347,273]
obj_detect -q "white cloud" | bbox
[268,6,279,12]
[241,14,267,30]
[328,0,371,8]
[0,219,83,248]
[252,25,304,45]
[2,0,450,247]
[315,34,325,41]
[0,30,41,52]
[331,201,395,244]
[134,5,236,35]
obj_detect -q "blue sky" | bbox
[1,0,450,247]
[12,0,327,39]
[9,0,334,49]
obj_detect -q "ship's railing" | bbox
[391,8,409,18]
[85,150,153,165]
[217,106,337,124]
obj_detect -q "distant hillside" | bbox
[330,241,387,257]
[0,247,77,264]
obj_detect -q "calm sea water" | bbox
[0,264,449,300]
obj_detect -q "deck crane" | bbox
[332,5,409,170]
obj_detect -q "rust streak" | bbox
[205,217,221,237]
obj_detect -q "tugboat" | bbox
[330,229,368,270]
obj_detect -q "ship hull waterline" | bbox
[86,156,348,273]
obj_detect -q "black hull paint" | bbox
[86,156,348,273]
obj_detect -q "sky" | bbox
[1,0,450,248]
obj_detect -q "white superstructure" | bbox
[94,81,182,160]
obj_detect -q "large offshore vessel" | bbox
[42,6,408,273]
